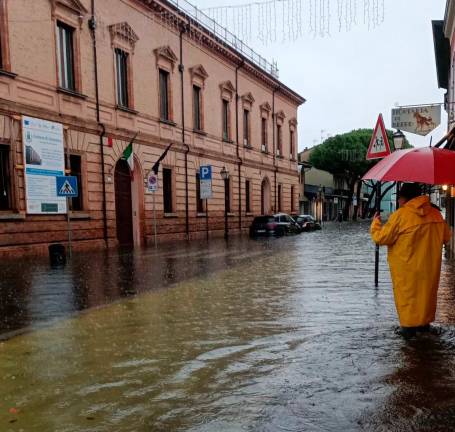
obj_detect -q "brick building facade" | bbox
[0,0,305,256]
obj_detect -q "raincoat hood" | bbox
[403,195,431,217]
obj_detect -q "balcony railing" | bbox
[165,0,279,79]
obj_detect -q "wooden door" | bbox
[115,159,133,246]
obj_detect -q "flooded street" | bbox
[2,223,455,431]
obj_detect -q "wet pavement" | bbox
[1,222,455,431]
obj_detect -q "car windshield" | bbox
[253,216,274,224]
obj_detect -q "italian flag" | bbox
[123,142,134,177]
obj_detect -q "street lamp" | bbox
[393,129,406,210]
[393,129,406,151]
[220,166,230,240]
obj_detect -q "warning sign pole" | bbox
[366,114,391,288]
[66,196,72,258]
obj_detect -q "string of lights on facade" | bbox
[202,0,385,43]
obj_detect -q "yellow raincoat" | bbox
[370,195,451,327]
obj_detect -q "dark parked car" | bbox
[249,213,301,237]
[295,214,322,232]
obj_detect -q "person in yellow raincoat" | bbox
[370,183,451,338]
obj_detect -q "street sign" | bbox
[392,104,441,136]
[366,114,392,160]
[147,172,158,192]
[56,176,78,197]
[200,165,212,199]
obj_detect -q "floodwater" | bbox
[1,223,455,431]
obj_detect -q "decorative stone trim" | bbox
[109,22,139,51]
[241,92,255,106]
[154,46,178,70]
[219,80,235,98]
[260,102,272,113]
[50,0,88,27]
[190,64,209,83]
[276,110,286,121]
[289,117,298,127]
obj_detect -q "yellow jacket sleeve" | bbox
[370,212,400,246]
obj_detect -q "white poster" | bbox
[200,180,212,199]
[22,116,66,214]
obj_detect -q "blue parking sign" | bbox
[200,165,212,180]
[199,166,212,199]
[56,176,78,197]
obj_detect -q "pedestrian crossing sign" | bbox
[366,114,392,160]
[56,176,78,197]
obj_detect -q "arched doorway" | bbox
[261,177,271,215]
[115,159,134,246]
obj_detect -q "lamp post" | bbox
[392,129,405,151]
[220,166,229,240]
[392,129,406,211]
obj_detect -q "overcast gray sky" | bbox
[192,0,447,150]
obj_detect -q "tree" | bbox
[309,129,410,220]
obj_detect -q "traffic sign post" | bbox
[366,115,391,288]
[147,172,158,192]
[200,166,212,241]
[366,114,392,160]
[56,176,78,259]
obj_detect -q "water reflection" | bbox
[361,333,455,431]
[1,224,455,431]
[0,237,280,338]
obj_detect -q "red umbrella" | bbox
[362,147,455,185]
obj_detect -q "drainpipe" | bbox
[235,60,244,230]
[272,86,280,212]
[89,0,108,246]
[179,23,190,239]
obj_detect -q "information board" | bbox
[22,116,66,214]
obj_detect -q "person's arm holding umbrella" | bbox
[370,211,400,246]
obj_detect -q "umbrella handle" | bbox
[374,182,381,288]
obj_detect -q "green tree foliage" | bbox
[309,128,408,180]
[308,128,410,219]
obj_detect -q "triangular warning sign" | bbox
[366,114,392,160]
[59,180,75,195]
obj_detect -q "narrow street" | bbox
[2,224,455,431]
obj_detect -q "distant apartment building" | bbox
[298,147,348,220]
[0,0,305,256]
